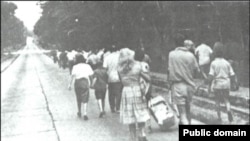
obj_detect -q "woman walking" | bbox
[118,48,151,141]
[68,54,94,120]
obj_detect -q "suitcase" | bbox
[148,95,176,131]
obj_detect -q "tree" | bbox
[1,1,27,54]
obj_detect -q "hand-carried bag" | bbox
[148,95,176,131]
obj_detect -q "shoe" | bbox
[83,115,88,120]
[77,112,81,118]
[99,112,104,118]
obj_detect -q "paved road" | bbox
[1,44,203,141]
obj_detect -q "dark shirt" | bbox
[93,67,108,90]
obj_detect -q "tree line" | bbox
[34,1,249,70]
[1,1,27,55]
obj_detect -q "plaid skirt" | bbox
[120,85,150,124]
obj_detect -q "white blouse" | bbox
[72,63,94,80]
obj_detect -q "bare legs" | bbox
[138,122,147,139]
[128,122,148,141]
[216,98,233,123]
[215,90,233,123]
[97,99,105,118]
[129,124,137,141]
[177,101,192,125]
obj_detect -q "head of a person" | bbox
[134,48,145,61]
[95,59,103,68]
[118,48,135,74]
[75,54,86,64]
[184,40,194,50]
[213,42,224,58]
[174,33,185,47]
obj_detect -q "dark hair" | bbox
[96,61,103,68]
[134,48,145,61]
[75,54,86,64]
[110,45,117,52]
[213,42,224,58]
[174,33,185,47]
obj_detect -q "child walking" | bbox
[92,61,108,118]
[206,42,236,123]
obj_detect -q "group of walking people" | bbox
[168,34,237,125]
[50,33,238,141]
[59,45,152,141]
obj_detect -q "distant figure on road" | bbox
[59,50,68,69]
[168,35,199,125]
[118,48,151,141]
[68,54,94,120]
[67,50,77,74]
[57,51,61,68]
[195,43,213,79]
[91,60,108,118]
[206,42,235,123]
[50,50,58,64]
[103,45,122,113]
[87,52,100,70]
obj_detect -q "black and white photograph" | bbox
[1,1,249,141]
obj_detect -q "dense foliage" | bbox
[1,1,27,54]
[34,1,249,66]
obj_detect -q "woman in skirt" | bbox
[68,54,94,120]
[117,48,151,141]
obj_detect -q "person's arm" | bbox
[205,63,215,85]
[90,74,97,89]
[228,63,236,85]
[140,71,151,82]
[68,75,75,90]
[87,65,95,85]
[205,75,213,85]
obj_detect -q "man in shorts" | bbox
[168,36,200,125]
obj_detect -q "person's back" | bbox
[210,58,234,90]
[93,66,108,90]
[195,44,213,66]
[67,51,75,61]
[103,51,120,83]
[169,47,198,87]
[119,61,141,87]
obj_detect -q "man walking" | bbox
[195,42,213,79]
[103,45,122,113]
[168,36,200,125]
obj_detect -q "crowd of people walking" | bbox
[48,34,240,141]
